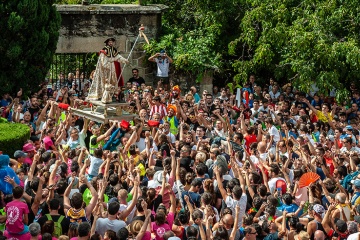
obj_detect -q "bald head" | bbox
[222,214,234,230]
[335,193,346,204]
[258,142,267,153]
[314,230,325,240]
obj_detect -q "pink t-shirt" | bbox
[6,200,29,233]
[4,231,30,240]
[142,231,151,240]
[37,236,58,240]
[151,212,174,240]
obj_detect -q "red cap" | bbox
[148,120,160,127]
[120,120,130,129]
[58,103,70,110]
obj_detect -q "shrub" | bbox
[0,123,30,157]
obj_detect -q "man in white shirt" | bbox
[148,50,173,91]
[214,165,247,228]
[267,164,286,194]
[67,120,88,150]
[265,117,280,152]
[258,99,270,113]
[340,137,360,153]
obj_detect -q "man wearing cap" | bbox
[305,204,327,239]
[23,143,36,165]
[88,38,129,102]
[351,179,360,206]
[14,150,27,167]
[148,50,173,91]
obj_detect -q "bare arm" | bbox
[84,176,99,219]
[229,205,240,240]
[214,166,228,201]
[118,180,139,220]
[31,176,45,215]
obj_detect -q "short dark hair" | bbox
[117,227,129,240]
[186,226,199,238]
[108,202,120,215]
[49,198,60,210]
[232,185,242,199]
[94,148,103,158]
[270,163,280,175]
[78,222,91,237]
[191,179,202,188]
[132,68,139,72]
[13,186,24,199]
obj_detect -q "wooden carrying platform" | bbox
[70,100,137,123]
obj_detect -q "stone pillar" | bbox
[200,70,213,94]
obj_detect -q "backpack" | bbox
[46,214,64,238]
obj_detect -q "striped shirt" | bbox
[150,104,167,119]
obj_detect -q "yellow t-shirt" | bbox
[316,111,333,122]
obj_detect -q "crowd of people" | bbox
[1,68,360,240]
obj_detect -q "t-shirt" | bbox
[151,212,174,240]
[181,191,201,208]
[269,125,280,143]
[225,193,247,228]
[155,58,170,77]
[6,200,29,233]
[88,155,103,177]
[268,177,286,194]
[95,218,127,237]
[128,77,145,86]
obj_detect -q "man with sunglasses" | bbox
[243,226,258,240]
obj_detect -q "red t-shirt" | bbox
[245,134,257,150]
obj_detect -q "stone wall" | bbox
[55,4,167,83]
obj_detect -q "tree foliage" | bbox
[144,0,243,81]
[230,0,360,96]
[0,0,61,94]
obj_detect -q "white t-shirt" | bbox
[166,132,176,144]
[88,156,103,177]
[347,232,360,240]
[225,193,247,228]
[269,125,280,143]
[269,91,280,99]
[155,58,170,77]
[268,177,286,194]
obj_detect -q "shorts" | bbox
[156,76,169,84]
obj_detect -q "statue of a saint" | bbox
[87,38,129,102]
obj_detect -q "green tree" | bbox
[230,0,360,99]
[0,0,61,94]
[144,0,243,82]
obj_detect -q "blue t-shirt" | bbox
[316,167,326,180]
[181,191,201,208]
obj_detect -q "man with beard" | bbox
[165,104,179,135]
[28,97,41,122]
[128,68,145,86]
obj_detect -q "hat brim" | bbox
[104,38,116,43]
